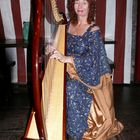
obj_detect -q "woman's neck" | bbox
[77,17,88,26]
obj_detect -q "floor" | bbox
[0,84,31,140]
[113,84,140,140]
[0,83,140,140]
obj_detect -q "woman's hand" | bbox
[45,45,73,64]
[50,50,73,63]
[45,44,56,55]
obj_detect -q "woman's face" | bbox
[74,0,89,18]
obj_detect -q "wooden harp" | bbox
[23,0,67,139]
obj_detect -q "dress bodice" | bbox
[66,25,111,86]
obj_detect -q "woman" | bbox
[47,0,124,139]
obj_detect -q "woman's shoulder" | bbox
[91,26,100,32]
[89,23,100,33]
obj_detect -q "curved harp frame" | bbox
[23,0,67,139]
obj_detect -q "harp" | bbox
[23,0,67,139]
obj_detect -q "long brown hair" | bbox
[67,0,95,25]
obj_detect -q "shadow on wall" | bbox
[0,47,15,104]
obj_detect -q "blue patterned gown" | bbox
[66,24,111,140]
